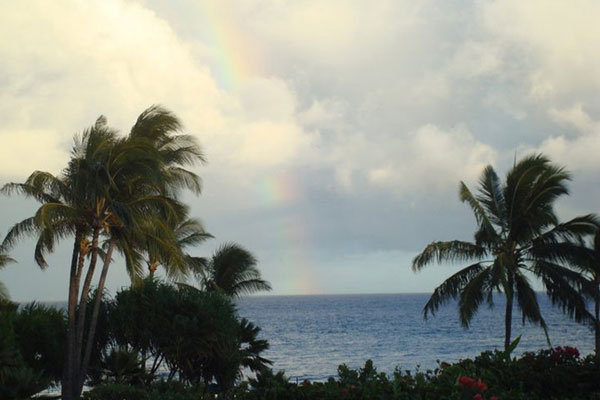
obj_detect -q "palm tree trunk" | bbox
[79,239,116,393]
[73,226,101,397]
[62,231,82,400]
[504,278,514,351]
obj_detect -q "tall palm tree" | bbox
[0,252,16,301]
[202,243,271,297]
[1,118,122,400]
[412,154,598,350]
[2,106,206,399]
[77,106,206,394]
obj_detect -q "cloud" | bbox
[0,0,318,181]
[2,0,600,298]
[328,124,496,196]
[538,118,600,173]
[482,0,600,102]
[548,104,599,135]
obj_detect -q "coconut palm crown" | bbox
[202,243,271,297]
[412,154,599,350]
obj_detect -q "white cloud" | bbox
[236,121,316,167]
[549,104,598,135]
[330,124,496,196]
[482,0,600,101]
[0,0,319,180]
[0,129,66,178]
[538,109,600,172]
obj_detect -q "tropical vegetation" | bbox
[412,154,599,350]
[200,242,272,297]
[4,105,600,399]
[0,302,66,399]
[87,278,271,389]
[0,106,250,399]
[81,347,600,400]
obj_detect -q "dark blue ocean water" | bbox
[236,293,593,381]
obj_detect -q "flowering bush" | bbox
[458,375,496,400]
[83,348,600,400]
[548,346,580,364]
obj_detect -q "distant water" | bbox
[236,294,594,381]
[41,293,594,382]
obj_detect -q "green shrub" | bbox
[81,384,148,400]
[0,302,66,398]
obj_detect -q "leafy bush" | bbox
[81,383,148,400]
[79,347,600,400]
[13,302,66,381]
[0,302,66,399]
[92,278,270,390]
[230,348,600,400]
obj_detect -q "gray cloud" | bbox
[2,0,600,299]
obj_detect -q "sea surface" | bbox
[42,293,594,382]
[235,293,593,381]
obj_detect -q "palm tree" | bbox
[412,154,598,350]
[1,119,121,400]
[2,106,206,399]
[0,252,16,301]
[202,243,271,297]
[77,106,206,394]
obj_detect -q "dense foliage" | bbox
[86,278,271,390]
[0,302,66,399]
[83,347,600,400]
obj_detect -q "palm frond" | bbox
[459,182,500,244]
[2,217,38,250]
[477,166,508,229]
[423,262,486,318]
[0,254,16,269]
[412,240,487,271]
[458,268,491,328]
[534,260,594,325]
[534,215,600,245]
[230,279,272,297]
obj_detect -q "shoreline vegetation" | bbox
[2,107,600,399]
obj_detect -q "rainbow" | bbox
[256,172,322,295]
[195,1,261,91]
[192,4,318,293]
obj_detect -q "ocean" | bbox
[235,293,594,381]
[41,293,594,382]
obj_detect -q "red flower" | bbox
[475,378,488,392]
[473,394,483,400]
[565,346,580,357]
[490,396,499,400]
[459,376,476,388]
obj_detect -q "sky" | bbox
[1,0,600,301]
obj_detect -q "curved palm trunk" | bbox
[79,239,116,393]
[62,231,82,400]
[504,276,514,351]
[73,226,101,397]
